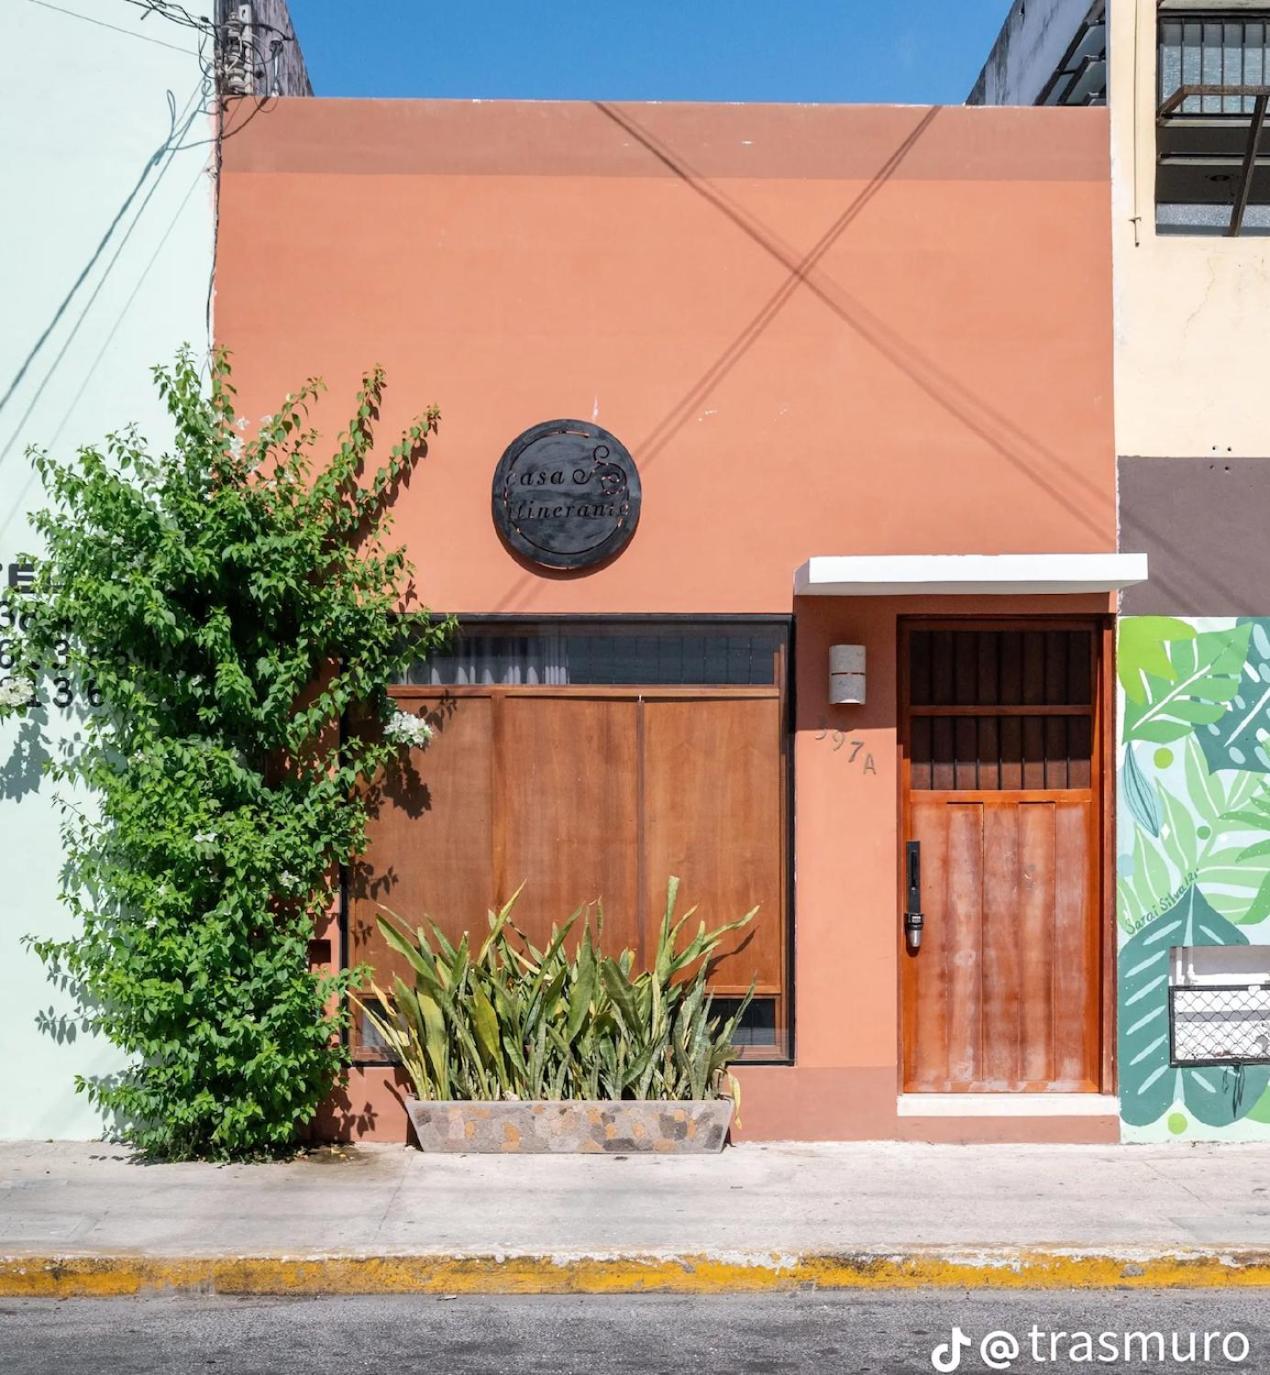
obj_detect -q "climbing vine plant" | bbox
[0,349,448,1159]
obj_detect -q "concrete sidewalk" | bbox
[3,1139,1270,1295]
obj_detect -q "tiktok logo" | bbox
[930,1326,971,1372]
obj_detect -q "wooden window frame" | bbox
[340,614,797,1068]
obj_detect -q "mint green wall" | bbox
[0,3,215,1136]
[1117,617,1270,1141]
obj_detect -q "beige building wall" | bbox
[1110,0,1270,459]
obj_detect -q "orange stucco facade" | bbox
[217,98,1118,1143]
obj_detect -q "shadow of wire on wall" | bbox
[0,74,212,465]
[0,57,282,540]
[491,102,1112,614]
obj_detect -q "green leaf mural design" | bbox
[1118,617,1196,705]
[1122,744,1161,837]
[1117,736,1270,929]
[1247,1086,1270,1124]
[1118,886,1270,1128]
[1156,780,1197,877]
[1122,623,1252,746]
[1179,737,1270,924]
[1228,790,1270,860]
[1198,618,1270,775]
[1222,789,1270,925]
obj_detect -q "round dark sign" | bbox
[491,420,641,570]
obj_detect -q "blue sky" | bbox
[288,2,1016,104]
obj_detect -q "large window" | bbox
[348,619,792,1061]
[1157,8,1270,235]
[400,621,785,688]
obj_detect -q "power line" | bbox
[23,0,194,54]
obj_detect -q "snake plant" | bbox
[353,877,754,1103]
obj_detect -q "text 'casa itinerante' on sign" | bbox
[491,420,641,571]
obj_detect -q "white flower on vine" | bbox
[383,709,434,750]
[279,870,298,889]
[228,435,244,459]
[0,677,34,709]
[235,416,249,431]
[260,414,273,425]
[193,829,216,845]
[144,916,158,930]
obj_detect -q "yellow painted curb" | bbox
[5,1250,1270,1297]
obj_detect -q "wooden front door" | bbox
[900,621,1109,1094]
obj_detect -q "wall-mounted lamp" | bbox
[828,644,866,705]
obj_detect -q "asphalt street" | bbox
[2,1290,1268,1374]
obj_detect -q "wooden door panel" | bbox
[350,693,495,944]
[1053,799,1098,1088]
[945,803,983,1086]
[1017,801,1057,1087]
[910,801,950,1088]
[902,621,1105,1094]
[498,695,642,959]
[903,792,1098,1092]
[981,802,1022,1088]
[349,693,494,1051]
[642,695,784,995]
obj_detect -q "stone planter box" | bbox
[405,1097,734,1154]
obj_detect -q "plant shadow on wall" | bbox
[0,347,451,1161]
[0,706,50,803]
[1117,617,1270,1135]
[0,692,92,1051]
[345,696,459,927]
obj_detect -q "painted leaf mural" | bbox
[1116,736,1270,931]
[1117,617,1270,1139]
[1118,886,1269,1128]
[1198,618,1270,775]
[1122,744,1161,838]
[1225,789,1270,926]
[1117,616,1196,706]
[1122,622,1251,746]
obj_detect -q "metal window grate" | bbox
[1156,19,1270,233]
[1160,18,1270,115]
[396,621,787,688]
[709,996,780,1050]
[906,628,1095,792]
[1169,983,1270,1066]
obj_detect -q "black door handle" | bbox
[904,840,924,950]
